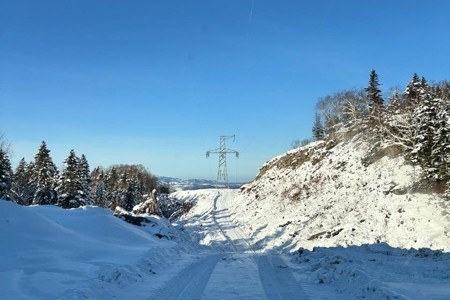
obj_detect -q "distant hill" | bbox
[158,176,244,191]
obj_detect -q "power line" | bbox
[206,135,239,188]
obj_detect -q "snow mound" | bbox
[0,200,176,299]
[236,134,450,251]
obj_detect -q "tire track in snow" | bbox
[213,190,313,299]
[148,253,222,300]
[258,255,312,300]
[213,190,256,253]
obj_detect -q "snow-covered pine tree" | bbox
[106,167,120,209]
[57,149,86,208]
[410,78,438,175]
[33,141,58,205]
[117,171,130,210]
[78,154,91,204]
[312,113,325,140]
[26,162,37,202]
[90,167,107,207]
[386,89,402,114]
[0,148,13,201]
[430,96,450,182]
[11,158,35,205]
[122,176,139,212]
[404,73,421,109]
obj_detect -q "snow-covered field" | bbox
[1,134,450,299]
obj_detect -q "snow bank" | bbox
[294,243,450,299]
[0,200,177,299]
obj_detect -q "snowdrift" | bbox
[235,133,450,252]
[0,200,177,299]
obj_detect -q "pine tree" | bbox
[57,150,86,208]
[0,148,13,201]
[78,154,91,204]
[365,69,384,115]
[122,177,139,212]
[11,158,35,205]
[404,73,421,109]
[312,113,325,140]
[387,89,402,113]
[430,97,450,182]
[33,141,58,205]
[105,167,119,209]
[117,171,129,210]
[410,78,439,175]
[26,162,37,203]
[90,167,106,207]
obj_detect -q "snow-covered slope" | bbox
[233,134,450,252]
[0,200,180,299]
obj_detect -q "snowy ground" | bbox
[175,189,450,299]
[1,186,449,299]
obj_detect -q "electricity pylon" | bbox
[206,135,239,188]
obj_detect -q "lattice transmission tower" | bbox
[206,135,239,188]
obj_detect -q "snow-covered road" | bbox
[150,190,311,300]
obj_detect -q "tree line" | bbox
[0,141,158,210]
[308,71,450,198]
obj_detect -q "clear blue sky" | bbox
[1,0,449,182]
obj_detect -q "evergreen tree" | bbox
[105,167,119,209]
[387,89,402,113]
[122,176,139,211]
[0,148,13,200]
[410,78,438,174]
[117,171,129,209]
[57,150,86,208]
[404,73,421,108]
[90,167,107,207]
[312,113,325,140]
[26,162,37,203]
[430,98,450,182]
[78,154,91,204]
[33,141,58,205]
[365,69,384,114]
[11,158,35,205]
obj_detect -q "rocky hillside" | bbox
[233,133,450,252]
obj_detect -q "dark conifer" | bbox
[90,167,106,207]
[11,158,35,205]
[0,148,13,200]
[312,113,325,140]
[365,69,384,115]
[78,154,91,204]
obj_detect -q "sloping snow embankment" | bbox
[0,200,185,300]
[236,134,450,252]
